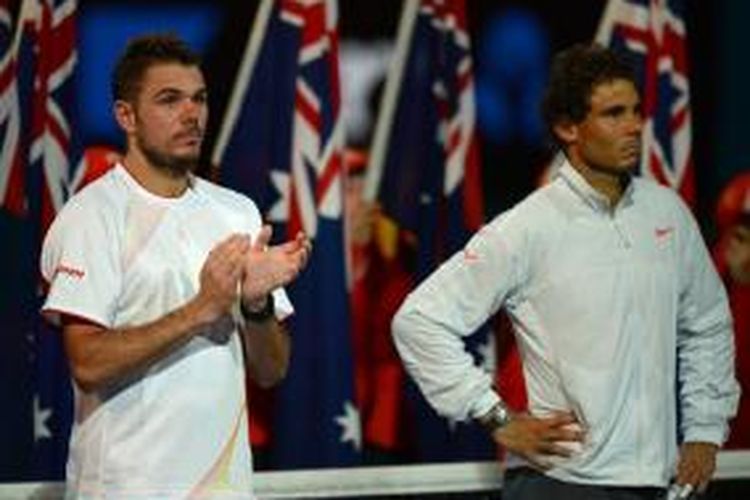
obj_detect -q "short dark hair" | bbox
[541,44,637,139]
[111,33,201,103]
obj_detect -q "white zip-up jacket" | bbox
[392,161,739,487]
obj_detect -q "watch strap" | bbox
[478,401,511,433]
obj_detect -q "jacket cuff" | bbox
[470,390,501,420]
[682,423,729,446]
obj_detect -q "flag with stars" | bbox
[213,0,359,468]
[0,0,78,479]
[0,0,33,477]
[595,0,695,206]
[364,0,492,461]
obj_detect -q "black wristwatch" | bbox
[240,294,275,323]
[478,402,511,433]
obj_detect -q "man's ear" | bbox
[553,119,578,146]
[113,100,136,134]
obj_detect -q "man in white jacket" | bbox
[392,44,739,500]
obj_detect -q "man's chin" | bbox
[617,155,639,173]
[165,157,199,176]
[145,151,199,177]
[622,150,641,168]
[623,161,639,173]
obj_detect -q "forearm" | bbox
[678,209,740,442]
[678,316,740,444]
[241,319,290,388]
[391,236,516,421]
[392,295,498,421]
[64,297,216,393]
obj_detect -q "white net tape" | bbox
[3,452,750,499]
[255,461,502,498]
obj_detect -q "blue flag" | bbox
[366,0,492,462]
[213,0,359,468]
[1,2,32,478]
[0,0,78,480]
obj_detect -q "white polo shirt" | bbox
[41,164,292,499]
[393,161,739,487]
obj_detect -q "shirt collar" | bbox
[557,159,635,214]
[115,162,196,206]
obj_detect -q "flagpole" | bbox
[211,0,275,169]
[594,0,618,44]
[362,0,420,202]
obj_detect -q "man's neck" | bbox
[568,158,628,209]
[122,151,190,198]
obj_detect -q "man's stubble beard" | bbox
[136,132,200,178]
[585,144,641,180]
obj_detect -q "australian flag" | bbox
[365,0,491,461]
[596,0,695,206]
[0,0,78,480]
[213,0,359,468]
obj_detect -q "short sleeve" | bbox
[41,200,122,328]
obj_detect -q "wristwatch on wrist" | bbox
[240,294,275,323]
[478,402,511,433]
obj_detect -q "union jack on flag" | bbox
[0,0,31,217]
[213,0,358,468]
[596,0,695,206]
[366,0,483,254]
[364,0,490,461]
[0,0,77,228]
[0,0,78,479]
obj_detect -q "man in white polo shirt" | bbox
[393,44,739,499]
[41,34,310,498]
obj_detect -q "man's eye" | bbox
[158,95,180,105]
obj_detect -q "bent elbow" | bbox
[391,310,408,353]
[69,362,107,394]
[253,367,286,389]
[391,296,420,353]
[251,351,290,389]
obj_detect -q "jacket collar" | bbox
[557,159,635,214]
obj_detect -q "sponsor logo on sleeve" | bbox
[654,226,675,240]
[53,264,86,280]
[463,248,481,263]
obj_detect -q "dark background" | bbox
[76,0,748,234]
[2,0,749,489]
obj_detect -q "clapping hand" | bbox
[241,225,312,308]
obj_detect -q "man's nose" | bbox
[628,111,643,135]
[180,98,204,122]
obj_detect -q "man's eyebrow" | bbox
[152,87,182,97]
[152,87,207,97]
[600,100,640,114]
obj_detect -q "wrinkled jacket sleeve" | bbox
[676,200,740,445]
[392,213,528,421]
